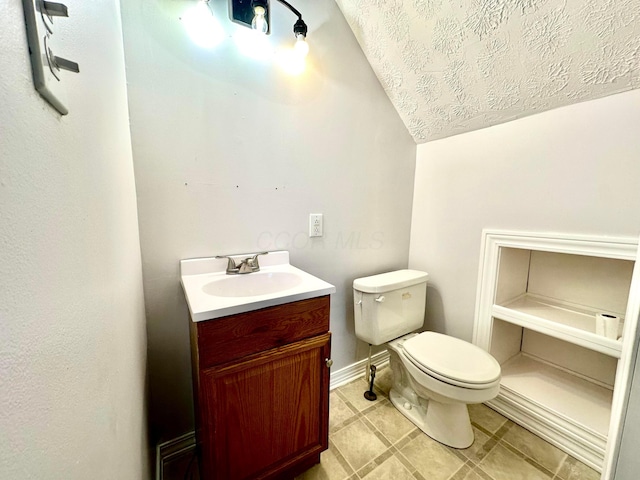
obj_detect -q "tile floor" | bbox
[166,367,601,480]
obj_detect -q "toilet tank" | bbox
[353,270,428,345]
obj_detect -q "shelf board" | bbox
[493,294,623,358]
[500,354,613,439]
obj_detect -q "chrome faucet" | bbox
[215,252,268,275]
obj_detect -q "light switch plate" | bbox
[22,0,76,115]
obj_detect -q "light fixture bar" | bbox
[229,0,307,37]
[229,0,309,61]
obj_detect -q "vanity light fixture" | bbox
[230,0,309,56]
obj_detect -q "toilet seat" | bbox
[402,332,501,389]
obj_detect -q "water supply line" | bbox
[364,344,378,401]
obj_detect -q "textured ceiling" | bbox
[335,0,640,143]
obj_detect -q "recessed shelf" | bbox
[493,294,623,358]
[474,230,640,473]
[500,353,613,439]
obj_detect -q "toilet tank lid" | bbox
[353,269,428,293]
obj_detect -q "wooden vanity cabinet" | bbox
[189,295,331,480]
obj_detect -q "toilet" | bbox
[353,269,501,449]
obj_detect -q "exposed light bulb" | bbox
[251,5,268,34]
[233,28,274,60]
[294,33,309,57]
[276,48,306,75]
[182,0,224,48]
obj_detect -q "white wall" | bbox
[119,0,416,442]
[409,90,640,341]
[0,1,148,478]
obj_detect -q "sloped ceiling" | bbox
[335,0,640,143]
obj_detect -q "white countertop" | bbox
[180,251,336,321]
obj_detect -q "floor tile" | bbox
[398,432,465,480]
[356,448,395,478]
[449,463,494,480]
[337,377,383,412]
[330,418,388,471]
[465,470,490,480]
[466,468,493,480]
[295,445,351,480]
[329,391,357,433]
[364,399,416,444]
[448,463,472,480]
[360,454,415,480]
[501,423,566,473]
[478,443,552,480]
[556,456,600,480]
[468,403,508,434]
[457,426,496,464]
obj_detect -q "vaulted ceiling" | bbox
[335,0,640,143]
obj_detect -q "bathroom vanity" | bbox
[181,252,335,479]
[474,231,640,476]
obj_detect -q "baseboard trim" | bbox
[155,352,390,479]
[155,431,197,480]
[329,350,390,390]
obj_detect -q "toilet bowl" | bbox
[353,270,501,449]
[387,333,500,448]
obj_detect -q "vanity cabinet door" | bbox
[199,333,331,480]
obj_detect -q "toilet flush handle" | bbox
[375,295,385,303]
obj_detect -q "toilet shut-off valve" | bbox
[364,364,377,401]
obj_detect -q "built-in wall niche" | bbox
[494,248,633,357]
[474,231,640,478]
[490,319,616,452]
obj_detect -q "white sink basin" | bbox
[202,271,303,297]
[180,251,335,321]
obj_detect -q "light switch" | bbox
[22,1,79,115]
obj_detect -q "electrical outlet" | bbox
[309,214,323,237]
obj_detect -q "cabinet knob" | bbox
[325,358,333,368]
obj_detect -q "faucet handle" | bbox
[216,252,268,274]
[246,252,269,271]
[215,255,238,273]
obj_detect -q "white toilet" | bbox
[353,269,501,449]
